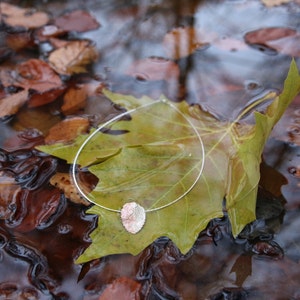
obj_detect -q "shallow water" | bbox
[0,0,300,299]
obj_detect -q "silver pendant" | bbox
[120,202,146,234]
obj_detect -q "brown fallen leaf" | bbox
[50,172,90,206]
[45,117,90,144]
[0,175,21,219]
[54,10,100,33]
[28,86,66,108]
[49,38,71,49]
[244,27,297,47]
[0,2,49,29]
[267,34,300,57]
[48,40,98,75]
[35,25,67,43]
[0,90,29,118]
[0,59,63,93]
[62,82,103,115]
[5,32,34,51]
[261,0,292,7]
[99,277,141,300]
[125,57,180,82]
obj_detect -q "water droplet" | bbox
[57,223,73,234]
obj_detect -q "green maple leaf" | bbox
[36,60,300,264]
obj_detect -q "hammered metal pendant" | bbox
[120,202,146,234]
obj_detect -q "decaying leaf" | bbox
[125,57,180,82]
[50,172,90,206]
[5,32,34,51]
[36,61,300,262]
[0,90,29,118]
[28,86,66,108]
[0,59,63,93]
[245,27,297,45]
[0,59,65,108]
[0,175,21,219]
[54,10,100,33]
[48,40,98,75]
[99,277,141,300]
[245,27,300,57]
[62,82,104,115]
[45,117,90,144]
[0,2,49,29]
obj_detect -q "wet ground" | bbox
[0,0,300,299]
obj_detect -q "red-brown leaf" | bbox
[45,117,90,144]
[244,27,297,46]
[126,57,180,82]
[0,59,63,93]
[27,86,65,108]
[0,2,49,29]
[0,90,29,118]
[48,40,98,75]
[54,10,100,33]
[99,277,141,300]
[62,82,105,115]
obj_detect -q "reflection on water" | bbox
[1,0,300,299]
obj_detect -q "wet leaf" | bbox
[0,90,29,118]
[45,117,90,145]
[99,277,141,300]
[54,10,100,33]
[50,172,90,206]
[48,40,98,75]
[125,57,180,82]
[62,82,103,115]
[244,27,297,45]
[244,27,298,55]
[0,2,49,29]
[0,59,63,93]
[230,255,252,286]
[36,61,300,262]
[0,176,21,219]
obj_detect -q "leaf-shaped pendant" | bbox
[120,202,146,234]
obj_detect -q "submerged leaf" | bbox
[48,40,98,75]
[36,61,300,263]
[0,2,49,29]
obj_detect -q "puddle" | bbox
[0,0,300,299]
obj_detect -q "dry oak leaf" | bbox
[45,117,90,145]
[50,172,90,206]
[54,10,100,33]
[0,90,29,118]
[0,2,49,29]
[261,0,292,7]
[48,40,98,75]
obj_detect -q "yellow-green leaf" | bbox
[36,60,300,263]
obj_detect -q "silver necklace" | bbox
[72,98,205,234]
